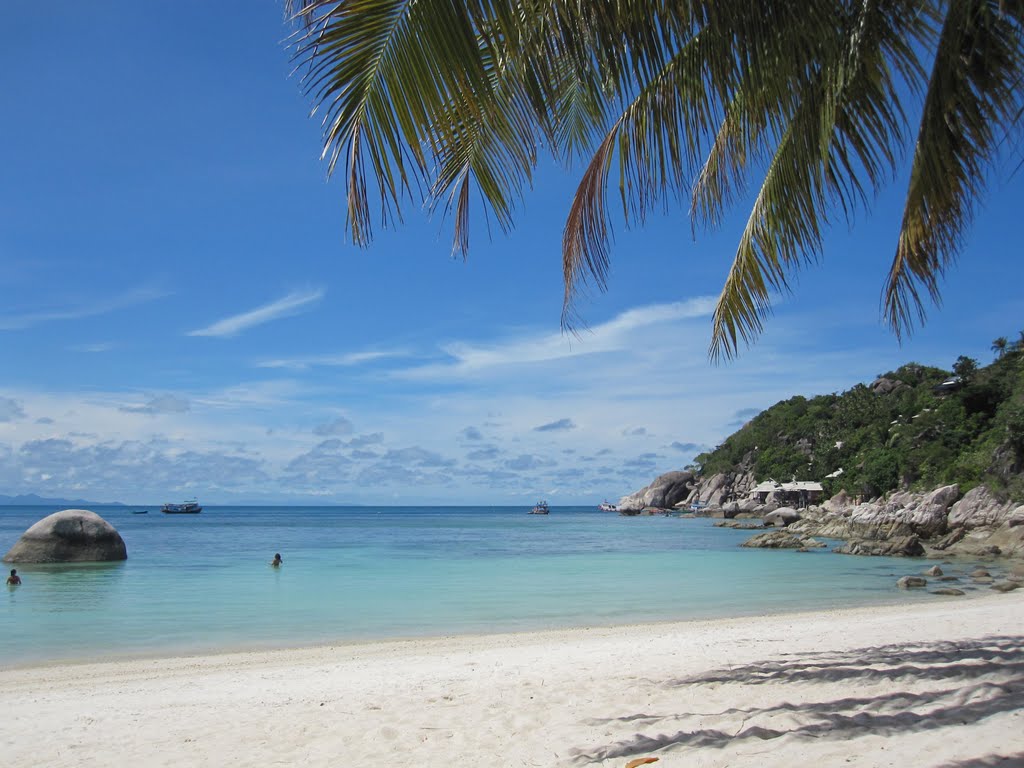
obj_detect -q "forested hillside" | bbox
[694,339,1024,502]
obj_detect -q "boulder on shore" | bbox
[3,509,127,563]
[764,507,801,527]
[897,575,927,589]
[834,536,925,557]
[741,531,826,549]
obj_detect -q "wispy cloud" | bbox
[69,342,115,353]
[398,297,717,379]
[0,286,167,331]
[119,394,191,416]
[313,416,354,437]
[188,288,325,338]
[257,348,407,370]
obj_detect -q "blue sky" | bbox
[1,3,1022,505]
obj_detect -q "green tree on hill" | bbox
[287,0,1024,360]
[992,337,1008,358]
[693,347,1024,501]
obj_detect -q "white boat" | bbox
[598,500,618,512]
[162,499,202,514]
[529,500,550,515]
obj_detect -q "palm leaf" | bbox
[709,0,929,360]
[886,0,1024,338]
[290,0,498,244]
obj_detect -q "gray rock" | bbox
[973,576,994,584]
[991,582,1020,593]
[3,509,127,563]
[924,565,944,577]
[871,377,909,396]
[897,575,927,589]
[821,490,855,514]
[848,486,956,539]
[741,531,826,549]
[930,588,965,596]
[970,568,991,578]
[617,470,695,512]
[938,575,961,582]
[764,507,801,527]
[930,528,967,550]
[714,521,762,529]
[834,536,925,557]
[948,486,1018,530]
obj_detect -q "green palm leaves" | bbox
[287,0,1024,359]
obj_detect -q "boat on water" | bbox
[131,510,149,515]
[598,500,618,512]
[529,500,550,515]
[161,499,202,514]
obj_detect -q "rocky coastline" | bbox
[617,470,1024,560]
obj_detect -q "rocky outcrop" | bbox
[871,377,910,396]
[617,471,696,512]
[835,536,925,557]
[622,465,1024,557]
[948,486,1021,529]
[3,509,127,563]
[788,484,1003,557]
[741,531,826,549]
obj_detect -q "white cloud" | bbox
[256,349,408,370]
[398,297,718,380]
[0,285,167,331]
[69,342,115,353]
[119,394,191,416]
[188,287,325,338]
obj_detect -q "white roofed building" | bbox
[749,479,824,508]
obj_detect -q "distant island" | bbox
[0,493,125,507]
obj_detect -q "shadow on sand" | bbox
[572,635,1024,764]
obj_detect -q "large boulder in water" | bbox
[3,509,127,563]
[764,507,802,527]
[618,470,695,512]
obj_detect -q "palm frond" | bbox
[560,24,727,328]
[290,0,497,245]
[886,0,1024,338]
[709,0,930,361]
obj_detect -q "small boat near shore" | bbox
[598,500,618,512]
[529,500,550,515]
[161,499,202,514]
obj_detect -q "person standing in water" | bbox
[6,568,21,585]
[271,553,282,567]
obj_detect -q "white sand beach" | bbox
[2,591,1022,767]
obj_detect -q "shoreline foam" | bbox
[3,590,1022,766]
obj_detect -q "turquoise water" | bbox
[0,505,971,666]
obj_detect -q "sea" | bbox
[0,504,987,667]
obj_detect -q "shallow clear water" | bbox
[0,505,980,666]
